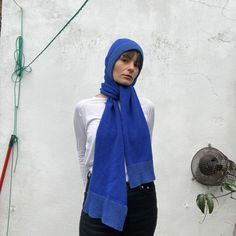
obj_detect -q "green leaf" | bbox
[224,180,236,191]
[196,194,206,214]
[224,179,236,186]
[223,182,235,192]
[206,194,214,214]
[222,182,234,192]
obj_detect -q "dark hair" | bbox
[119,51,143,70]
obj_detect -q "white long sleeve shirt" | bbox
[73,96,155,186]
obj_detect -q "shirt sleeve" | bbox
[73,103,87,186]
[148,100,155,141]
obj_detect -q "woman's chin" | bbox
[117,79,133,86]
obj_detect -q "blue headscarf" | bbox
[83,38,155,231]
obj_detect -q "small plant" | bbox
[196,179,236,221]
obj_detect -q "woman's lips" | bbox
[123,75,133,80]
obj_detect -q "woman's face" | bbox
[112,51,141,86]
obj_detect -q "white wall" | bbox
[1,0,236,235]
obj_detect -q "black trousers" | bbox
[79,175,158,236]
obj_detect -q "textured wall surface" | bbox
[0,0,2,33]
[0,0,236,235]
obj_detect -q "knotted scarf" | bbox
[83,38,155,231]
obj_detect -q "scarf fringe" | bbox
[83,191,128,231]
[127,160,155,188]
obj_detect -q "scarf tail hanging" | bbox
[83,191,128,231]
[83,38,155,231]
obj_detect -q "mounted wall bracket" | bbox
[191,144,236,186]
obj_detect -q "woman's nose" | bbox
[127,62,135,72]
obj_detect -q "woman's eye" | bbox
[121,58,128,63]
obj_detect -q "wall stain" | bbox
[208,31,236,43]
[189,0,236,21]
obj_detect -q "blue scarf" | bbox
[83,38,155,231]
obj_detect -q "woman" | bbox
[74,38,157,236]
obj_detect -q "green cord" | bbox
[11,0,90,137]
[6,146,15,236]
[18,0,90,75]
[5,0,90,235]
[6,1,24,234]
[11,0,90,140]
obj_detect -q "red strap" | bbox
[0,135,17,194]
[0,146,13,193]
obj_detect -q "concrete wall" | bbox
[0,0,2,33]
[0,0,236,235]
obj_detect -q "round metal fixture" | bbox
[191,144,235,186]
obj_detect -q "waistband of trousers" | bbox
[86,171,154,191]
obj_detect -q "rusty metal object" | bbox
[191,144,235,186]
